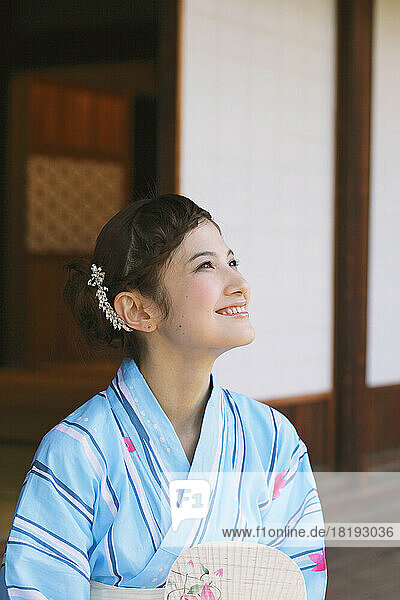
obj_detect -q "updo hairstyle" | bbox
[63,194,221,366]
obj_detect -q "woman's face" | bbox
[156,220,255,358]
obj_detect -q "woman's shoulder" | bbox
[46,390,109,434]
[35,391,117,470]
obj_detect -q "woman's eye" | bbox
[197,261,214,270]
[196,259,240,270]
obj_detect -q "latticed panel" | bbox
[26,154,125,254]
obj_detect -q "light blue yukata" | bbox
[0,357,327,599]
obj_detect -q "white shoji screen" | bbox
[179,0,336,399]
[366,0,400,386]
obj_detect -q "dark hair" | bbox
[63,194,221,366]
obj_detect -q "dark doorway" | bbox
[1,1,173,368]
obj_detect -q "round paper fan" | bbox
[164,541,306,600]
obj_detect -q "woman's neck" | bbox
[138,349,214,435]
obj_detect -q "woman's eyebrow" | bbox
[188,249,234,263]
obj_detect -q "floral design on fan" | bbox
[166,560,223,599]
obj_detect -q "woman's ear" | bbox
[114,291,155,332]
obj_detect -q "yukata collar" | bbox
[116,357,224,474]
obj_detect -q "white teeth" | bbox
[218,305,247,315]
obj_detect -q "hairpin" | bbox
[87,264,136,332]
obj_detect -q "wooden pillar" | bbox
[334,0,373,470]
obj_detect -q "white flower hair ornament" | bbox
[87,263,148,332]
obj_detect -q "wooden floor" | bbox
[1,442,399,598]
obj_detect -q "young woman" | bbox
[0,194,327,599]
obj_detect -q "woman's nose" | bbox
[227,272,250,297]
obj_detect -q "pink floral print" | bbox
[273,471,287,498]
[308,548,326,571]
[123,437,135,453]
[200,583,215,599]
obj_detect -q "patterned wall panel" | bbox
[26,154,125,254]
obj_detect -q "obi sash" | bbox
[90,580,163,599]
